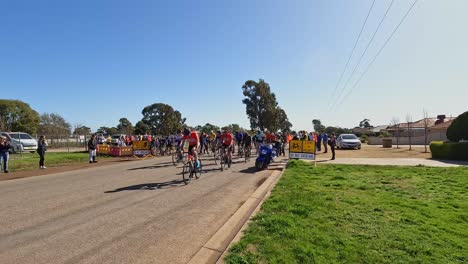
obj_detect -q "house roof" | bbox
[429,119,454,130]
[387,117,456,130]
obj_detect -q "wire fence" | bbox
[38,134,91,151]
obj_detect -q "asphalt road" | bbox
[0,154,275,264]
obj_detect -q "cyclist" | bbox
[235,131,244,155]
[243,132,252,157]
[219,129,234,167]
[181,128,200,168]
[254,130,265,152]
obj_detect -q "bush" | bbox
[430,141,468,161]
[447,111,468,142]
[360,134,369,143]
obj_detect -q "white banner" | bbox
[289,153,315,160]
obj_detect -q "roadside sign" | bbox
[289,140,303,153]
[290,153,315,160]
[303,141,316,153]
[289,140,316,163]
[133,141,150,150]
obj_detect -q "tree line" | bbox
[0,79,293,136]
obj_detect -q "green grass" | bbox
[6,152,114,171]
[226,160,468,264]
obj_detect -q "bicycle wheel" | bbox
[213,148,219,165]
[172,151,181,166]
[194,160,202,179]
[220,154,224,171]
[182,162,192,185]
[245,148,250,163]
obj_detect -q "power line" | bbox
[335,0,419,108]
[328,0,376,107]
[330,0,395,110]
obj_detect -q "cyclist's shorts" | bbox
[222,144,233,152]
[188,144,197,153]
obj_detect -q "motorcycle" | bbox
[255,143,277,170]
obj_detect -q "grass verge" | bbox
[6,152,114,172]
[226,160,467,263]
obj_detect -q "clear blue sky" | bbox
[1,0,467,131]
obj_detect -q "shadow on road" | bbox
[104,179,185,193]
[238,167,257,174]
[128,163,175,171]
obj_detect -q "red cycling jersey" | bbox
[220,133,233,146]
[183,131,199,146]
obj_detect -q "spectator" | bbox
[322,132,328,153]
[0,136,11,173]
[37,135,48,169]
[329,133,336,160]
[292,131,299,141]
[88,134,98,163]
[317,132,322,152]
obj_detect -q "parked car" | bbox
[336,134,361,149]
[0,132,38,153]
[111,134,126,146]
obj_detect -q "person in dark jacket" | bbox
[328,133,337,160]
[322,133,329,153]
[37,135,48,169]
[88,134,98,163]
[317,133,322,152]
[0,136,11,173]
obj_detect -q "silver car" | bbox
[336,134,361,149]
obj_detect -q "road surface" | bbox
[0,154,278,264]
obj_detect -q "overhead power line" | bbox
[328,0,376,107]
[330,0,395,110]
[335,0,419,107]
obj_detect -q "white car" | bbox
[0,132,38,153]
[336,134,361,150]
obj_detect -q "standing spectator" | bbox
[88,134,98,163]
[0,136,11,173]
[329,133,336,160]
[322,132,328,153]
[317,132,322,152]
[37,135,48,169]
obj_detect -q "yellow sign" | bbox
[289,140,303,153]
[133,141,150,150]
[303,141,316,153]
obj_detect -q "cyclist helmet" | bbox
[183,128,190,136]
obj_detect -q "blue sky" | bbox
[1,0,467,132]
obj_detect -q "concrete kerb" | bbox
[188,160,288,264]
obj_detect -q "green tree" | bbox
[116,118,134,135]
[97,126,118,136]
[324,126,352,135]
[73,125,91,135]
[204,123,220,133]
[141,103,186,135]
[38,113,72,136]
[277,107,292,132]
[242,79,290,132]
[447,111,468,142]
[134,121,150,135]
[312,119,326,132]
[0,99,40,134]
[221,124,242,132]
[359,119,372,128]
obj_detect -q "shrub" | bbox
[447,111,468,142]
[360,134,369,143]
[430,141,468,161]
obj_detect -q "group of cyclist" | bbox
[173,128,289,170]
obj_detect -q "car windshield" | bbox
[8,133,33,140]
[342,135,358,140]
[112,135,121,139]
